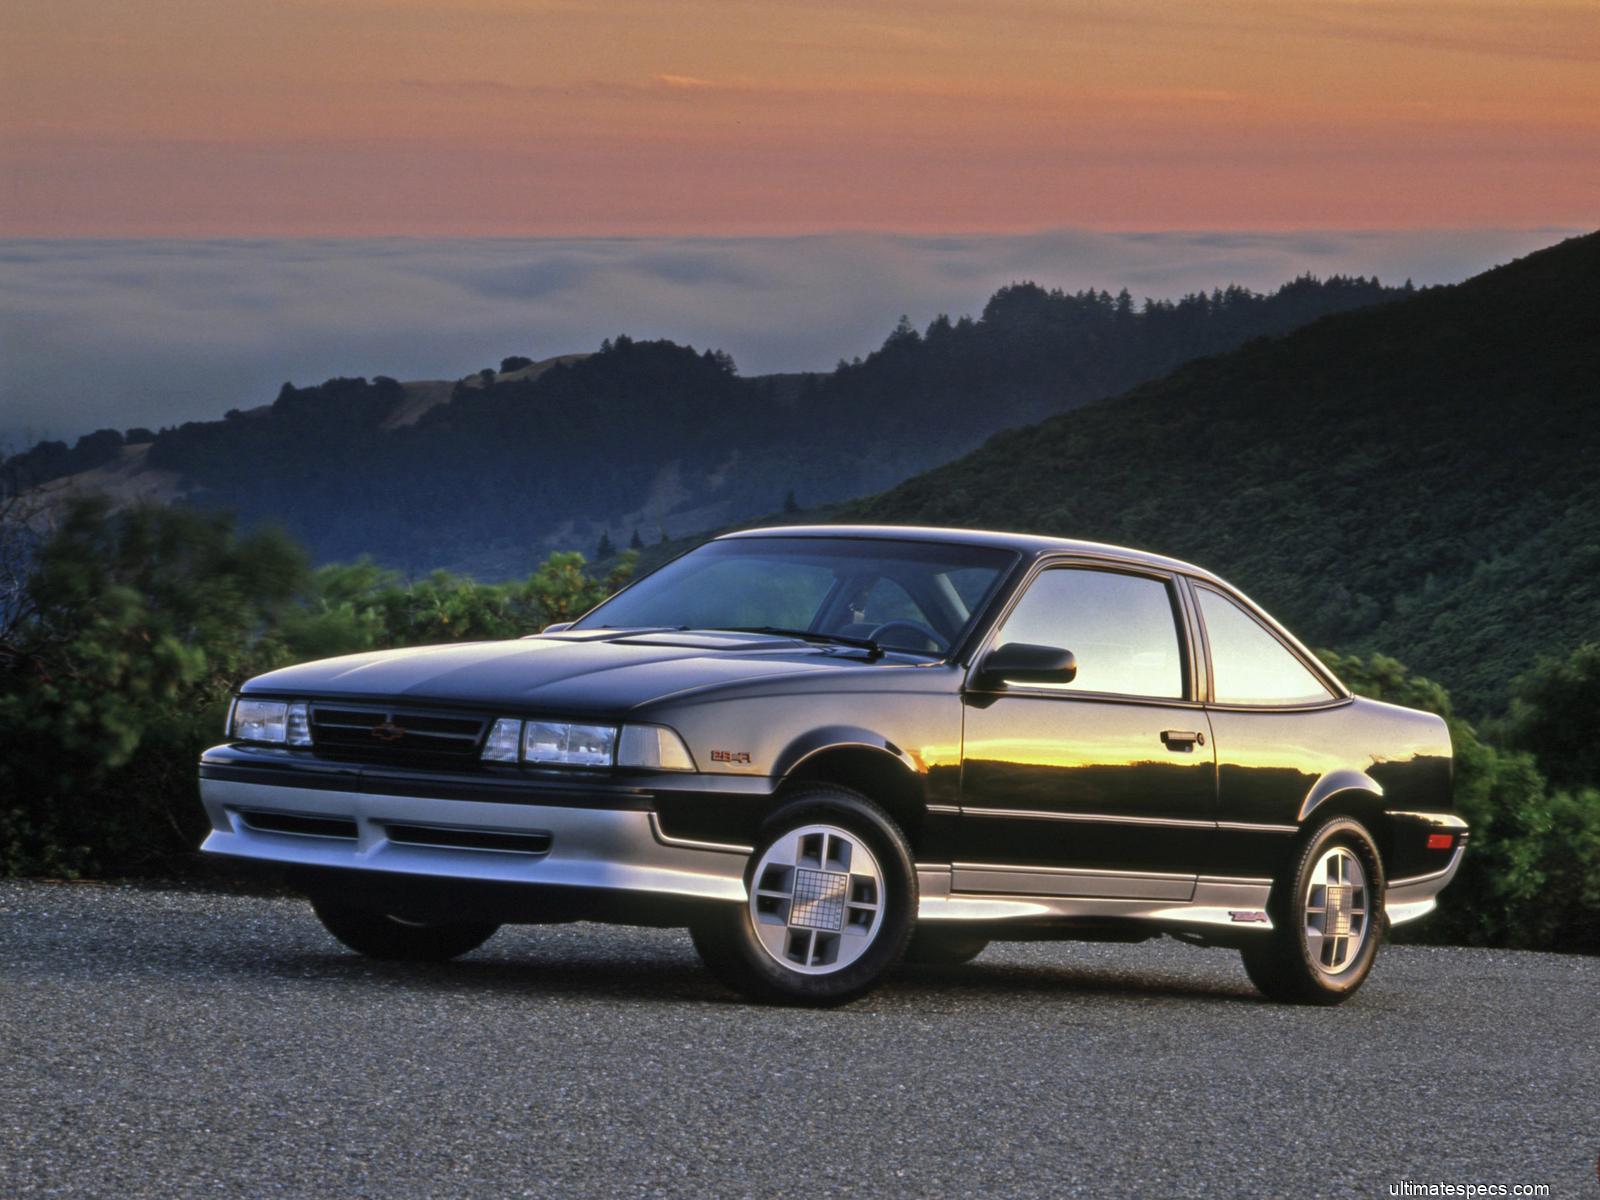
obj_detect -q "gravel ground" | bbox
[2,880,1595,1199]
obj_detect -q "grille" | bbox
[308,703,488,767]
[240,810,358,840]
[384,824,552,856]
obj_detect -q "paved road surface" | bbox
[2,881,1594,1198]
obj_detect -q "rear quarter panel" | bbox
[1208,695,1454,879]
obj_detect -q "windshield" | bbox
[572,536,1018,656]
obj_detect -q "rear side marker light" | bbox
[1426,833,1454,851]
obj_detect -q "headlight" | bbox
[616,724,696,771]
[231,699,312,746]
[477,719,693,770]
[523,721,616,766]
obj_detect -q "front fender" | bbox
[772,725,921,781]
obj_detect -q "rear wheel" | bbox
[690,786,916,1005]
[310,897,500,962]
[1241,816,1384,1005]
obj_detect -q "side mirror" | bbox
[974,642,1078,689]
[541,621,574,634]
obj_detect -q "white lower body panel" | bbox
[200,777,749,903]
[920,867,1274,930]
[1384,845,1467,926]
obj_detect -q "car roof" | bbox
[718,524,1222,583]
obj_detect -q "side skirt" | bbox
[917,843,1468,940]
[916,865,1275,933]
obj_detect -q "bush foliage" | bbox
[1323,651,1599,953]
[0,498,631,878]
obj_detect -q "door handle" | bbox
[1160,729,1205,750]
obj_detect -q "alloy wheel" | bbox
[748,823,886,974]
[1303,845,1369,976]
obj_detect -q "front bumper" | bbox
[199,773,751,906]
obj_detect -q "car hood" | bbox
[240,629,904,714]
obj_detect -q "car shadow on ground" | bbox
[893,957,1262,1005]
[195,935,1265,1009]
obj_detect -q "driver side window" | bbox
[994,567,1185,699]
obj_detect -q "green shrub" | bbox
[1502,642,1600,790]
[0,498,630,877]
[1324,651,1599,953]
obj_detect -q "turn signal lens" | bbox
[617,724,696,772]
[285,702,313,747]
[482,717,522,763]
[1426,833,1454,851]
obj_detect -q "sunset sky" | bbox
[3,0,1597,236]
[2,2,1594,443]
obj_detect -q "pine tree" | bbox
[595,532,615,559]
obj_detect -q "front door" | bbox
[958,564,1216,899]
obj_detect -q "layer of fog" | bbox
[0,227,1577,448]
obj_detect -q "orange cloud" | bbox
[655,74,720,90]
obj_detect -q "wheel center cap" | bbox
[1326,883,1351,937]
[789,868,849,932]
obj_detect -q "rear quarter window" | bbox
[1197,587,1334,706]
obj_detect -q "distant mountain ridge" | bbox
[3,274,1411,577]
[843,231,1600,714]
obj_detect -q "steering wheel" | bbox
[866,619,944,653]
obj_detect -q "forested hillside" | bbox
[4,274,1407,576]
[847,232,1600,715]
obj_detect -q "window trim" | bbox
[964,556,1200,705]
[1187,580,1349,711]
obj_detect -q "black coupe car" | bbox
[200,526,1465,1005]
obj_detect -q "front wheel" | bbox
[1241,816,1385,1005]
[311,897,500,962]
[691,786,916,1005]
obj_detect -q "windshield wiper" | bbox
[714,626,885,658]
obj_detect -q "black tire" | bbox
[690,785,916,1006]
[1241,816,1386,1005]
[310,897,500,962]
[903,927,989,966]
